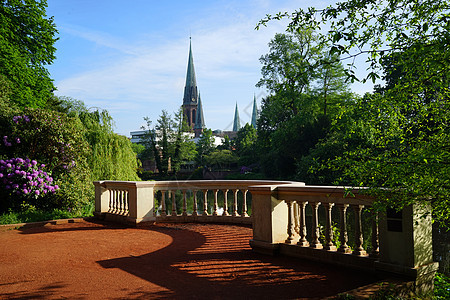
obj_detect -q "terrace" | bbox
[0,179,439,299]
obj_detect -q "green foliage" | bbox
[140,109,197,176]
[258,0,450,226]
[0,107,93,214]
[0,0,57,108]
[0,205,92,225]
[56,96,140,181]
[255,29,353,180]
[235,123,257,166]
[435,273,450,299]
[204,150,238,170]
[196,128,215,165]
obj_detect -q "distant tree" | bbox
[141,109,197,176]
[196,129,215,166]
[0,0,58,108]
[172,109,197,173]
[204,150,238,170]
[234,123,257,166]
[255,30,352,179]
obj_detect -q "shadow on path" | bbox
[97,223,380,299]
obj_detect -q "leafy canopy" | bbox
[257,0,450,225]
[0,0,58,108]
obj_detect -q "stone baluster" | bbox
[324,203,336,251]
[370,211,380,258]
[202,189,208,215]
[294,201,299,235]
[171,190,177,216]
[110,190,115,212]
[222,189,229,216]
[242,189,249,217]
[232,189,240,217]
[213,189,219,216]
[114,190,119,213]
[337,204,351,253]
[108,190,112,212]
[352,204,367,256]
[153,190,157,216]
[118,190,123,213]
[125,191,129,214]
[285,200,297,244]
[160,190,167,217]
[192,190,198,216]
[182,190,188,216]
[310,202,323,249]
[121,190,125,213]
[297,201,309,247]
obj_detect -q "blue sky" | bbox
[46,0,374,136]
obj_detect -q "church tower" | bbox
[233,102,241,132]
[194,93,205,137]
[251,94,258,129]
[182,38,200,129]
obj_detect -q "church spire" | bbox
[251,94,258,129]
[183,38,198,105]
[194,93,205,137]
[182,38,199,129]
[233,102,241,132]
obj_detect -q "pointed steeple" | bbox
[251,94,258,129]
[183,38,198,105]
[194,93,205,130]
[233,102,241,132]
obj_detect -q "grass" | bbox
[0,202,94,225]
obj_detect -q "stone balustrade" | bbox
[94,180,439,293]
[93,180,295,224]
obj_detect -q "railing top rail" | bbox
[151,180,300,190]
[276,185,374,205]
[93,179,302,191]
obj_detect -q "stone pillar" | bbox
[94,181,109,218]
[127,182,156,224]
[376,204,439,293]
[248,185,288,255]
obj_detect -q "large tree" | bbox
[258,0,450,225]
[141,110,197,176]
[0,0,57,108]
[255,29,352,179]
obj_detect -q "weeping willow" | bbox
[78,109,140,181]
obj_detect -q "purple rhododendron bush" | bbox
[0,107,92,216]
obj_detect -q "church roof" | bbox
[183,38,198,105]
[233,102,241,132]
[251,94,258,129]
[194,93,205,129]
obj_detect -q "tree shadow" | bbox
[97,223,380,299]
[0,282,67,300]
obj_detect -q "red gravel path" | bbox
[0,220,380,299]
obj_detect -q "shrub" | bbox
[0,108,93,214]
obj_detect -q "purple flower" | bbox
[35,190,40,196]
[24,116,30,122]
[6,163,11,168]
[12,184,18,189]
[23,189,29,194]
[31,160,37,166]
[15,138,20,144]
